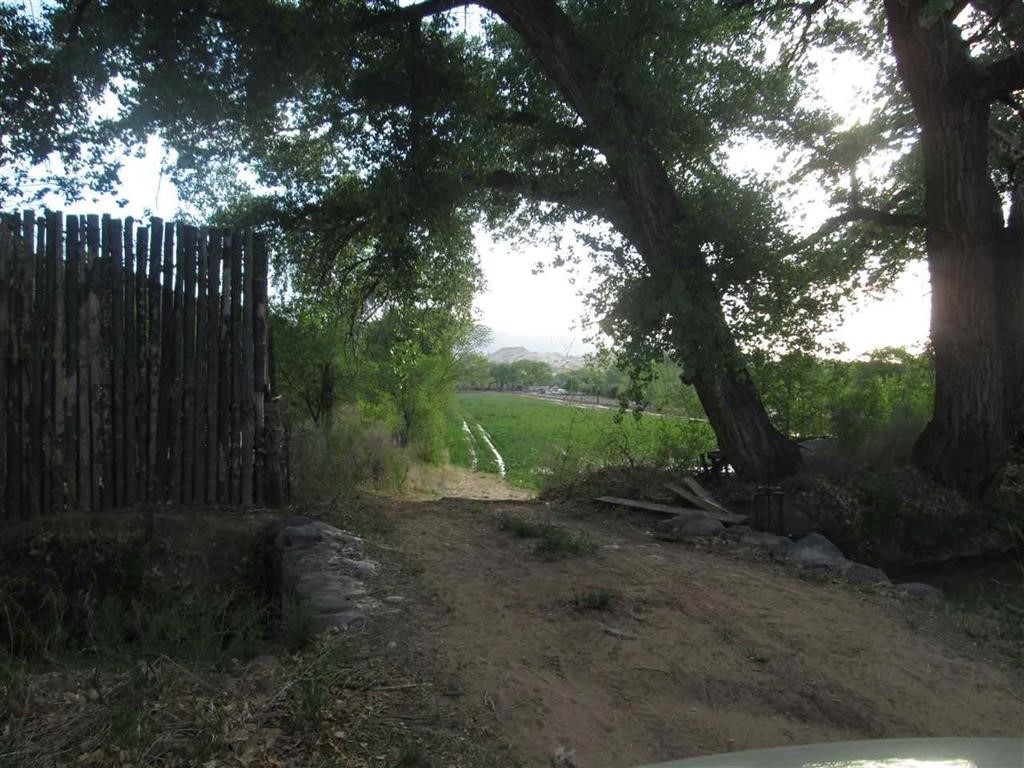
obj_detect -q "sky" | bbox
[14,7,932,361]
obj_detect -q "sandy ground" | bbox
[376,473,1024,768]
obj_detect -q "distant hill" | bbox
[487,346,585,372]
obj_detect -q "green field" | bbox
[448,392,716,488]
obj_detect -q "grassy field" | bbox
[448,392,716,488]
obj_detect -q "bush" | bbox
[287,407,410,501]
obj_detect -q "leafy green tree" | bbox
[455,353,494,390]
[0,0,839,480]
[511,359,553,388]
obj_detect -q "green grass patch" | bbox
[449,392,715,488]
[570,588,616,612]
[496,514,595,560]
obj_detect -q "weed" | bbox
[745,646,770,665]
[0,653,27,724]
[496,515,595,560]
[281,594,317,652]
[570,588,616,612]
[397,742,433,768]
[298,677,326,728]
[107,699,144,749]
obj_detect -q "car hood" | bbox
[635,738,1024,768]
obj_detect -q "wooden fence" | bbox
[0,211,283,522]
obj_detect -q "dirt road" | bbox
[377,475,1024,768]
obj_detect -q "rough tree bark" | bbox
[884,0,1024,496]
[406,0,802,479]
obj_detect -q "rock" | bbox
[793,532,845,561]
[729,528,794,556]
[896,582,945,603]
[654,513,724,540]
[841,561,891,585]
[789,547,847,571]
[262,517,384,634]
[382,595,408,605]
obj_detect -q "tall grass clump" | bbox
[288,406,410,501]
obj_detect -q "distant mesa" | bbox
[487,346,585,372]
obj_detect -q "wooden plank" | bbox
[169,223,186,504]
[239,229,255,506]
[155,221,174,501]
[110,217,125,507]
[595,495,748,525]
[252,232,268,504]
[206,230,222,503]
[180,225,197,504]
[147,219,163,501]
[64,215,80,512]
[229,231,243,503]
[193,229,208,503]
[123,218,138,506]
[97,215,115,510]
[677,477,737,519]
[45,211,64,514]
[217,233,232,502]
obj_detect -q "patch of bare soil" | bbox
[400,464,535,502]
[383,497,1024,768]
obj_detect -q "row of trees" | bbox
[1,0,1021,498]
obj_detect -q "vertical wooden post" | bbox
[252,233,268,504]
[86,214,103,511]
[169,224,186,504]
[205,230,222,504]
[181,225,198,505]
[229,231,243,503]
[194,229,209,504]
[38,215,53,516]
[218,234,233,502]
[240,230,255,506]
[45,211,64,514]
[156,221,174,502]
[123,218,138,506]
[10,215,30,518]
[6,216,26,519]
[264,327,283,507]
[64,215,80,512]
[0,219,10,521]
[147,219,163,501]
[110,218,125,508]
[135,224,150,499]
[26,212,42,518]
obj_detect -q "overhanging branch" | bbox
[797,205,925,249]
[980,51,1024,98]
[357,0,476,29]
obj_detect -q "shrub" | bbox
[287,407,410,501]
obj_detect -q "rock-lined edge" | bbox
[655,513,945,601]
[262,516,406,631]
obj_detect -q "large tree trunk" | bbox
[885,0,1009,496]
[482,0,801,479]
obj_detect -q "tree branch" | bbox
[797,205,925,249]
[979,51,1024,98]
[357,0,476,29]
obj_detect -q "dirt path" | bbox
[380,494,1024,768]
